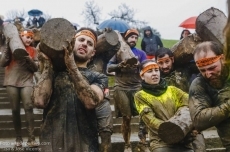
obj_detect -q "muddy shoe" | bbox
[124,144,132,152]
[15,136,23,147]
[124,57,138,66]
[27,139,39,148]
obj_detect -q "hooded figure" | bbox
[141,26,163,59]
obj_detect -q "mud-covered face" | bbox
[194,50,224,88]
[127,35,138,48]
[141,62,160,85]
[73,35,96,62]
[156,54,174,75]
[20,35,33,46]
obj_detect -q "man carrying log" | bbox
[189,41,230,151]
[0,29,39,147]
[155,47,194,92]
[134,59,194,152]
[107,29,146,152]
[33,27,107,152]
[155,47,206,152]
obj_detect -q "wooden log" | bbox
[39,18,75,71]
[95,28,121,64]
[171,33,203,66]
[196,7,227,47]
[158,107,193,144]
[33,28,41,43]
[2,23,28,60]
[88,30,121,74]
[114,30,138,65]
[96,28,119,54]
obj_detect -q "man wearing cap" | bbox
[189,41,230,151]
[0,29,38,147]
[107,29,146,152]
[33,27,108,152]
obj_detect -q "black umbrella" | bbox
[97,19,130,33]
[28,9,43,16]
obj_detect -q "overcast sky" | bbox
[1,0,228,40]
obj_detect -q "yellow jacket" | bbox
[134,86,188,150]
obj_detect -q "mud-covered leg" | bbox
[21,87,38,147]
[100,131,112,152]
[122,116,132,152]
[6,86,23,147]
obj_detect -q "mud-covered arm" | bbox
[189,78,230,131]
[0,38,11,67]
[107,55,120,73]
[63,42,104,109]
[134,93,164,134]
[32,46,53,109]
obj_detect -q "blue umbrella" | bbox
[28,9,43,16]
[97,19,130,33]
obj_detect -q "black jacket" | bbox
[141,26,163,56]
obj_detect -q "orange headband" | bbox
[196,55,223,67]
[124,29,139,38]
[75,30,97,47]
[20,30,34,38]
[140,63,159,76]
[156,57,172,63]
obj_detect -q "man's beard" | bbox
[128,42,136,48]
[206,64,228,89]
[74,54,89,63]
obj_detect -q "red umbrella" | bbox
[179,16,197,29]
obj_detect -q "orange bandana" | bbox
[156,57,172,64]
[20,30,34,38]
[124,29,139,39]
[75,30,97,47]
[140,63,159,76]
[196,55,222,67]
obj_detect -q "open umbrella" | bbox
[28,9,43,16]
[179,16,197,29]
[97,19,130,33]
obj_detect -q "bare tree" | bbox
[81,0,101,27]
[5,9,27,21]
[108,3,148,29]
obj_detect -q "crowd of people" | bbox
[0,8,230,152]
